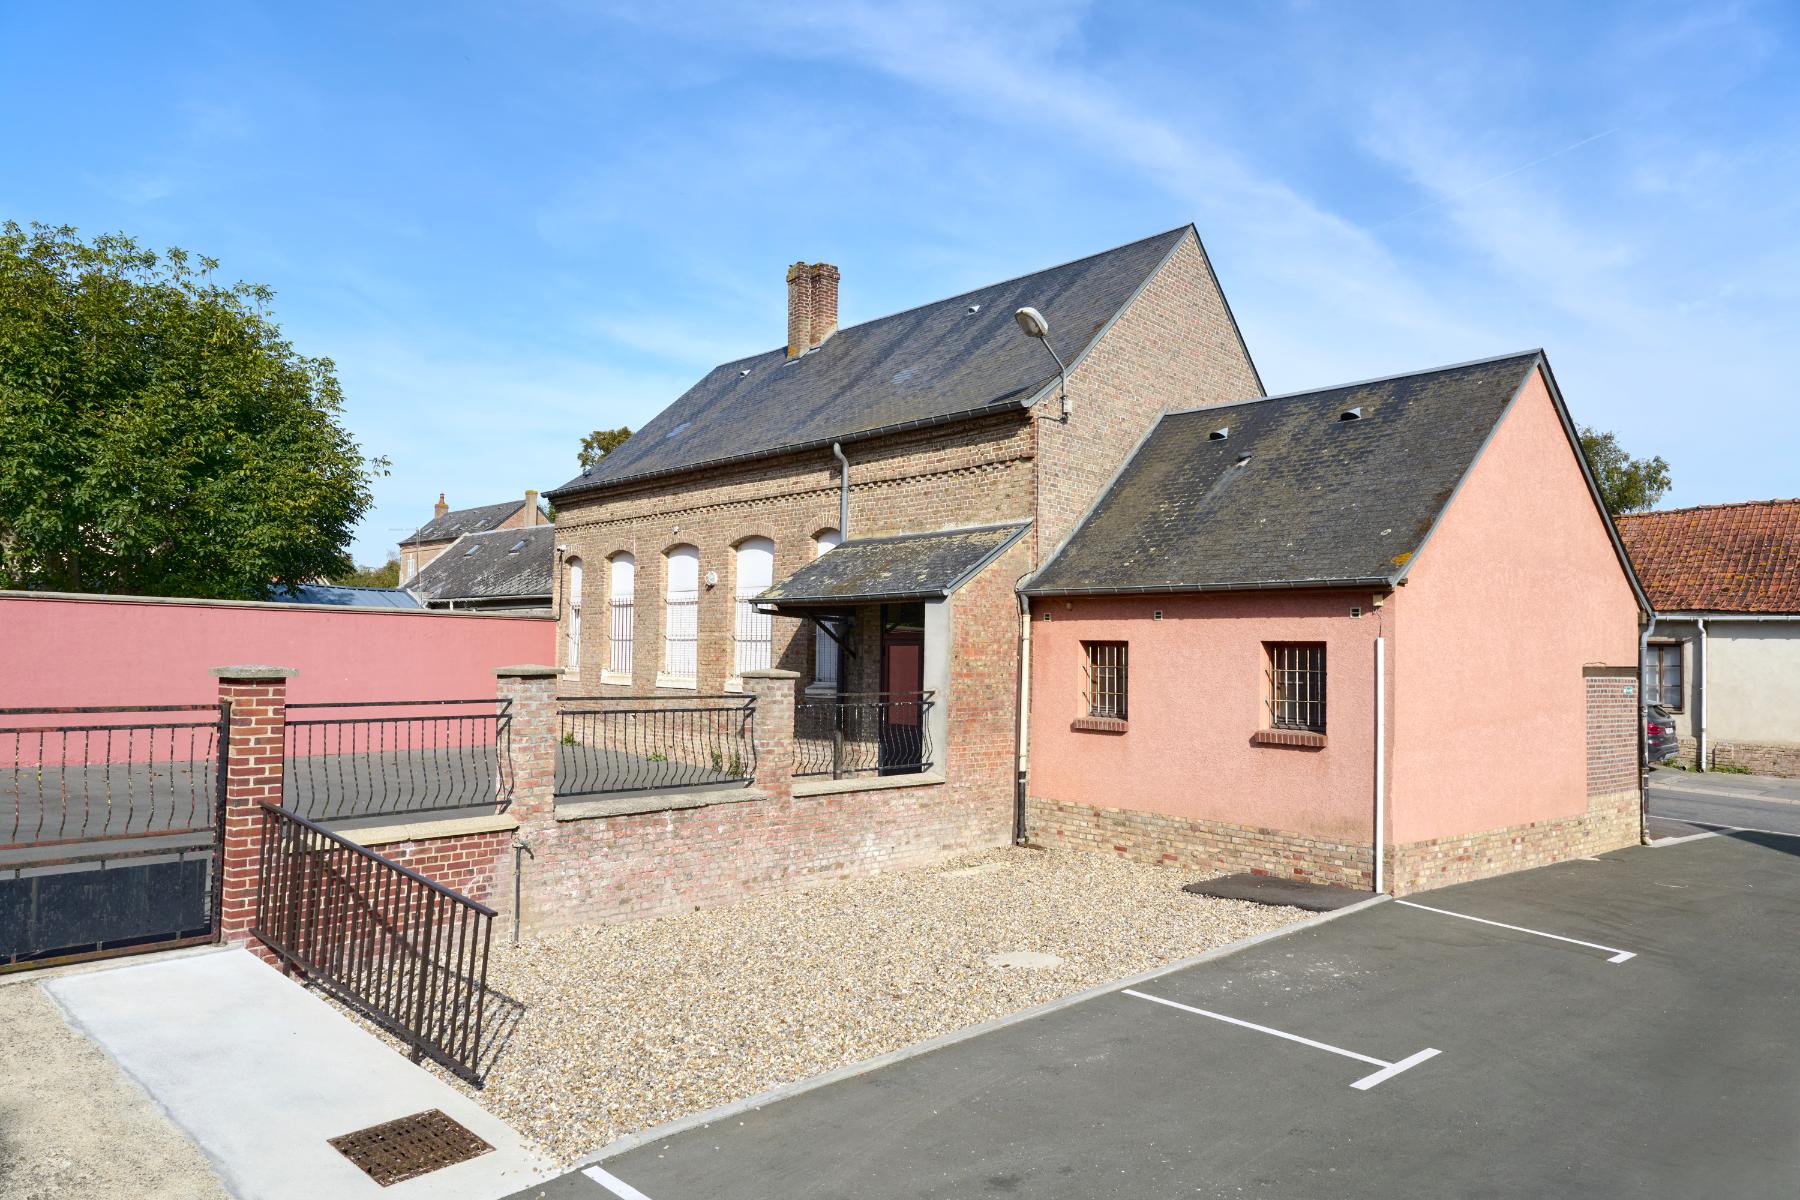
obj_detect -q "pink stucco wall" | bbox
[1027,589,1387,841]
[1389,366,1639,842]
[0,592,554,709]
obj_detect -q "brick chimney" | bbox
[523,489,542,526]
[434,493,449,519]
[809,263,839,347]
[786,261,840,357]
[786,262,813,358]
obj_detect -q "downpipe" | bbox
[1638,611,1656,844]
[511,838,534,945]
[1013,581,1032,845]
[1373,636,1386,895]
[832,442,850,538]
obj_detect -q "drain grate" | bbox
[329,1109,494,1187]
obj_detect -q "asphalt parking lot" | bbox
[509,826,1800,1200]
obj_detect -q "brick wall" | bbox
[1025,796,1375,889]
[361,828,513,907]
[1676,735,1800,779]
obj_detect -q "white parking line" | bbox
[1394,900,1636,963]
[585,1164,656,1199]
[1657,818,1800,841]
[1121,989,1441,1090]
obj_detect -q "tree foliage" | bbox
[332,555,401,588]
[578,425,632,468]
[1578,425,1672,516]
[0,222,383,598]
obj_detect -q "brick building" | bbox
[541,227,1261,899]
[399,490,549,584]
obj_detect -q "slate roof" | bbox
[1026,352,1576,595]
[760,522,1031,607]
[548,228,1222,498]
[401,499,531,546]
[273,584,423,609]
[1616,499,1800,614]
[410,525,555,602]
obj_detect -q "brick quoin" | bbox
[213,665,297,963]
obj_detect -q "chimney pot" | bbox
[434,492,449,519]
[786,262,813,358]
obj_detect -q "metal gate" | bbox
[1,704,227,972]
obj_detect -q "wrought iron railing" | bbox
[253,803,496,1084]
[1,705,225,849]
[283,699,511,823]
[555,696,756,798]
[794,692,934,779]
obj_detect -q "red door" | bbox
[880,622,924,774]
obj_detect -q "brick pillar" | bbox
[212,665,297,953]
[496,665,559,826]
[743,668,799,802]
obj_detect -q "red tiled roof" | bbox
[1615,499,1800,613]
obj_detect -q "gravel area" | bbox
[0,979,229,1200]
[374,846,1310,1164]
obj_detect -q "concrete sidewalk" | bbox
[45,948,550,1200]
[1649,766,1800,805]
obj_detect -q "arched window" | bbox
[662,545,700,684]
[733,537,775,675]
[565,558,583,675]
[607,552,635,677]
[812,530,842,689]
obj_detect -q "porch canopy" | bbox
[756,521,1030,617]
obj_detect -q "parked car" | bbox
[1645,704,1679,763]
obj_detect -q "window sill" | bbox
[654,673,699,691]
[600,670,633,686]
[724,676,743,694]
[792,771,944,798]
[1252,728,1327,749]
[804,682,841,697]
[1072,716,1128,734]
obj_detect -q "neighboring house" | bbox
[407,524,555,615]
[545,227,1262,860]
[1021,353,1649,893]
[399,491,550,584]
[1617,498,1800,778]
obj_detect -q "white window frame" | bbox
[658,545,700,689]
[808,530,843,694]
[565,557,584,677]
[604,552,635,684]
[730,537,775,689]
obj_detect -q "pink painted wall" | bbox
[1027,589,1386,841]
[1390,366,1639,842]
[0,593,555,710]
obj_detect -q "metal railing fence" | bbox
[253,803,495,1084]
[794,692,934,779]
[1,705,225,848]
[282,699,511,823]
[555,696,756,798]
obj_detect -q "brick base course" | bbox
[1387,787,1640,894]
[1676,735,1800,779]
[1023,795,1375,890]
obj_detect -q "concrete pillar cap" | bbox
[210,666,299,679]
[494,664,561,678]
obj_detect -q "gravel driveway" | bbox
[405,847,1310,1164]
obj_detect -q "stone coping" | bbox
[791,771,945,798]
[330,812,519,848]
[557,787,766,822]
[210,665,300,679]
[494,664,560,678]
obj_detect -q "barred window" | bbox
[1644,642,1682,710]
[1266,642,1326,732]
[1083,642,1128,720]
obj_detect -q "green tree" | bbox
[332,555,401,588]
[578,425,632,468]
[0,222,383,599]
[1578,426,1672,516]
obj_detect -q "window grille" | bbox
[813,619,842,689]
[734,593,772,673]
[1083,642,1128,720]
[1266,643,1326,732]
[1644,642,1682,709]
[663,591,698,681]
[609,599,634,675]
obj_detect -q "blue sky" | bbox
[3,1,1795,564]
